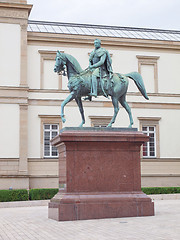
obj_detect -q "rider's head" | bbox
[94,39,101,49]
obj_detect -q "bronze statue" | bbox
[54,39,149,128]
[89,39,113,97]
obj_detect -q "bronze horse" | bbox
[54,51,149,127]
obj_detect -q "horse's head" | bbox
[54,51,66,75]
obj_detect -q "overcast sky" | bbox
[27,0,180,31]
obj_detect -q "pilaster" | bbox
[19,104,28,174]
[0,1,32,181]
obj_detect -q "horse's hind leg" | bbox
[119,95,134,128]
[75,97,85,127]
[107,96,119,127]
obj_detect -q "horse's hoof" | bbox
[78,122,84,128]
[62,118,66,123]
[107,124,112,128]
[128,124,132,128]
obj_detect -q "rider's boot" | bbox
[89,75,97,97]
[84,96,92,101]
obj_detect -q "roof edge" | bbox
[28,19,180,34]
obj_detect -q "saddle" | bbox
[116,73,126,83]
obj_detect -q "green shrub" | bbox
[29,188,59,200]
[0,189,28,202]
[142,187,180,195]
[1,187,180,202]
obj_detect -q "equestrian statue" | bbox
[54,39,149,128]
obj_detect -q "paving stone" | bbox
[0,200,180,240]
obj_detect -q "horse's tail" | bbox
[125,72,149,100]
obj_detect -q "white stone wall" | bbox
[158,52,180,94]
[0,104,19,158]
[26,43,180,161]
[27,45,180,94]
[0,23,21,86]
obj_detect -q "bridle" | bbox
[55,53,67,76]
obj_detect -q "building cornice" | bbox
[27,31,180,50]
[0,2,32,16]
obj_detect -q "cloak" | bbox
[89,48,113,74]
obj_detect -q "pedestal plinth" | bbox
[48,127,154,221]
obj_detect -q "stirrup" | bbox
[103,94,109,99]
[89,93,97,97]
[83,96,92,101]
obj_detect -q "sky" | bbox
[27,0,180,31]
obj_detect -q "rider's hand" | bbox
[89,65,94,71]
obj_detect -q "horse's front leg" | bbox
[75,97,85,127]
[61,92,75,123]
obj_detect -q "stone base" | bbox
[48,191,154,221]
[49,128,154,221]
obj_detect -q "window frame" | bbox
[43,123,59,158]
[136,55,160,93]
[38,50,64,90]
[142,126,156,158]
[138,117,161,159]
[39,115,62,159]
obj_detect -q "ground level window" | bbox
[44,124,59,157]
[138,117,161,159]
[142,126,156,158]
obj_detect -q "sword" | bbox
[99,67,108,98]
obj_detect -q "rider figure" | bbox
[89,39,113,97]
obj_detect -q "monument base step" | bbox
[48,191,154,221]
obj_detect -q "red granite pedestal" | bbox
[48,128,154,221]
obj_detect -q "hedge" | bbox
[142,187,180,195]
[1,187,180,202]
[29,188,58,200]
[0,189,28,202]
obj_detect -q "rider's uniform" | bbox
[89,47,113,79]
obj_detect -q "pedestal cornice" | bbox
[51,127,149,147]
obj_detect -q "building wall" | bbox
[0,1,31,189]
[0,1,180,189]
[0,104,19,158]
[0,23,21,86]
[27,44,180,94]
[26,41,180,188]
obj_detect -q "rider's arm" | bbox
[89,52,94,66]
[91,54,106,68]
[89,58,93,66]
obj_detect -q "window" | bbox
[44,124,59,158]
[138,117,161,159]
[38,115,62,159]
[136,55,160,93]
[38,50,64,89]
[142,126,156,158]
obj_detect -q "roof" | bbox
[28,20,180,42]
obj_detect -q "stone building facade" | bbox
[0,0,180,189]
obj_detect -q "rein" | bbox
[72,67,91,78]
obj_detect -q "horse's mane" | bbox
[65,53,83,74]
